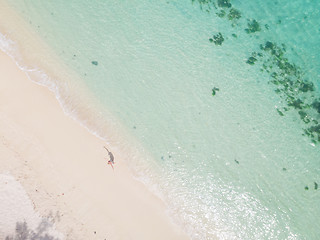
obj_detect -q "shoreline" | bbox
[0,47,188,239]
[0,3,190,239]
[2,0,319,238]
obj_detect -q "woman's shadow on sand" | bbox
[5,219,59,240]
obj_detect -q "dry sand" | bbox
[0,50,188,239]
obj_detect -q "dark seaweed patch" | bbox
[91,61,98,66]
[277,108,284,116]
[212,87,220,96]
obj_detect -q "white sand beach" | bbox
[0,49,189,239]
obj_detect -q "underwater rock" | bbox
[245,19,261,34]
[91,61,98,66]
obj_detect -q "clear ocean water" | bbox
[1,0,320,239]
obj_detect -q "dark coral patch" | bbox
[246,56,257,65]
[210,32,224,45]
[263,41,274,51]
[228,8,241,21]
[217,0,232,8]
[196,0,320,143]
[298,111,311,123]
[299,82,314,92]
[248,40,319,143]
[217,10,226,18]
[312,100,320,113]
[288,99,303,109]
[245,19,261,34]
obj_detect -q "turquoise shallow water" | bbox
[2,0,320,239]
